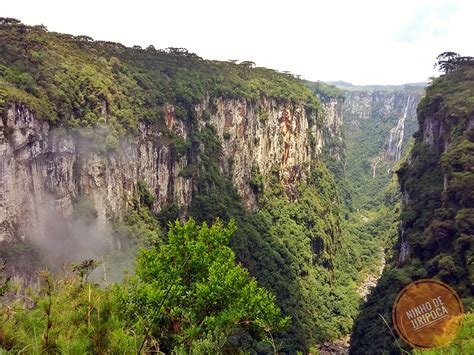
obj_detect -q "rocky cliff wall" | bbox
[0,95,329,245]
[196,96,323,207]
[0,103,191,246]
[340,89,423,208]
[396,84,474,265]
[319,96,344,161]
[344,90,421,165]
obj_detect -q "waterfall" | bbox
[396,96,411,160]
[387,96,411,161]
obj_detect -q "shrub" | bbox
[117,219,289,353]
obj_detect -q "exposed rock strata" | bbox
[0,95,341,244]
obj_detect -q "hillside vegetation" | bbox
[0,17,318,147]
[351,55,474,354]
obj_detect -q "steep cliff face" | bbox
[319,96,344,161]
[0,94,351,352]
[196,96,322,207]
[1,21,357,352]
[303,81,346,186]
[0,103,187,245]
[0,96,323,246]
[344,90,420,165]
[0,19,335,252]
[342,89,423,209]
[396,75,474,269]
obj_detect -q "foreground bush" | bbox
[0,219,287,353]
[117,219,289,353]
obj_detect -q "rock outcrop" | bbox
[0,103,189,245]
[196,96,323,207]
[319,95,344,161]
[0,95,329,244]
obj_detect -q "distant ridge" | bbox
[324,80,427,92]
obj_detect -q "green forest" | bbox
[0,17,318,146]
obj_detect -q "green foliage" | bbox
[249,165,264,193]
[0,19,319,143]
[258,108,269,122]
[319,123,350,209]
[395,63,474,294]
[117,219,288,353]
[112,201,162,251]
[413,313,474,355]
[109,180,163,257]
[0,22,332,351]
[156,203,180,227]
[418,62,474,125]
[201,110,211,121]
[0,87,6,113]
[181,125,362,352]
[351,58,474,354]
[343,210,386,276]
[104,134,119,150]
[0,262,10,297]
[222,131,231,140]
[178,164,196,179]
[344,102,408,210]
[304,80,344,100]
[186,124,244,224]
[0,269,137,353]
[244,174,361,347]
[168,132,191,160]
[137,179,156,210]
[434,51,474,74]
[0,219,286,354]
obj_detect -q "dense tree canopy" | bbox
[0,17,319,146]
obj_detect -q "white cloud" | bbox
[2,0,473,84]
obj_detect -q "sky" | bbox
[2,0,473,85]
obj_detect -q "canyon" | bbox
[1,19,472,354]
[0,84,420,265]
